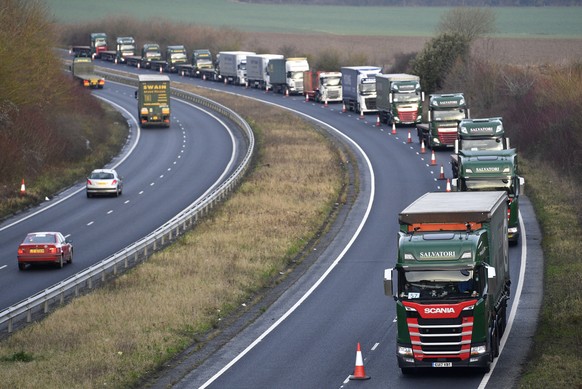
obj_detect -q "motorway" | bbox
[0,81,243,311]
[2,58,543,388]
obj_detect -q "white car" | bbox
[86,169,123,197]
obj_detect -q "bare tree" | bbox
[436,7,497,42]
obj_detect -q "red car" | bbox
[17,232,73,271]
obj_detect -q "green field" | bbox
[45,0,582,38]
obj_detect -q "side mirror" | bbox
[485,264,496,279]
[451,178,458,190]
[384,268,394,296]
[454,139,459,154]
[134,90,138,99]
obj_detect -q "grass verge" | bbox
[518,158,582,388]
[0,84,347,388]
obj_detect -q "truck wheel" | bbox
[18,263,26,271]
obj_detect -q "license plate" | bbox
[152,116,158,120]
[30,249,44,254]
[98,182,108,185]
[432,362,452,368]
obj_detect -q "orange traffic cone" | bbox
[224,77,228,85]
[420,139,426,154]
[342,103,346,113]
[430,150,437,166]
[159,66,163,73]
[203,74,206,81]
[439,165,445,180]
[305,93,309,102]
[285,88,289,97]
[349,343,371,380]
[407,131,412,143]
[391,123,396,135]
[446,178,452,192]
[19,179,26,197]
[359,109,364,120]
[376,115,381,127]
[324,99,328,108]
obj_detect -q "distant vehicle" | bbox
[135,74,171,127]
[100,36,136,64]
[86,169,123,197]
[17,232,73,270]
[90,32,108,59]
[71,57,105,89]
[341,66,382,114]
[268,57,310,95]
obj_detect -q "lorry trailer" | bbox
[71,57,104,88]
[218,51,256,86]
[246,54,284,90]
[136,74,171,128]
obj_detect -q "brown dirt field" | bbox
[245,32,582,67]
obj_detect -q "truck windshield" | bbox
[433,108,466,122]
[290,72,303,80]
[400,269,481,300]
[145,51,161,58]
[393,92,421,103]
[94,39,106,47]
[120,45,135,51]
[359,82,376,95]
[322,76,341,86]
[461,178,514,193]
[462,138,504,151]
[170,53,187,60]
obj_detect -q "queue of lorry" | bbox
[70,32,527,373]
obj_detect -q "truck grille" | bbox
[406,312,474,360]
[437,127,458,146]
[328,90,341,99]
[365,97,377,110]
[397,109,418,123]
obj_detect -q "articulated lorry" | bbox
[176,49,214,77]
[303,70,342,103]
[417,93,469,149]
[452,149,523,244]
[268,57,310,95]
[246,54,284,89]
[90,33,108,59]
[384,191,510,374]
[136,74,171,128]
[218,51,256,86]
[71,57,104,89]
[100,36,136,64]
[125,43,163,69]
[155,45,188,73]
[451,118,510,178]
[376,73,423,125]
[341,66,382,114]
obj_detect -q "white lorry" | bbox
[341,66,382,114]
[267,57,310,95]
[218,51,256,86]
[246,54,284,90]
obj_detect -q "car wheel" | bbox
[68,250,73,264]
[59,255,64,269]
[18,263,26,271]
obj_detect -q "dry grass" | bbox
[0,84,345,388]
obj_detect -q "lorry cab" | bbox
[90,32,107,59]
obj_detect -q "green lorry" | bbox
[125,43,163,70]
[376,73,424,125]
[71,57,104,89]
[100,36,136,64]
[451,117,510,178]
[384,191,510,374]
[417,93,469,149]
[136,74,171,128]
[176,49,214,77]
[453,149,523,244]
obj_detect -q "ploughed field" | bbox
[248,32,582,66]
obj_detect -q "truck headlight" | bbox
[398,346,413,357]
[471,345,487,355]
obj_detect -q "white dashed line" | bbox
[87,221,94,226]
[107,210,113,214]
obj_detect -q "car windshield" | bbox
[90,172,114,180]
[26,233,56,244]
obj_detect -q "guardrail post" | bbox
[8,318,12,333]
[44,300,49,314]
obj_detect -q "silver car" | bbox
[86,169,123,197]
